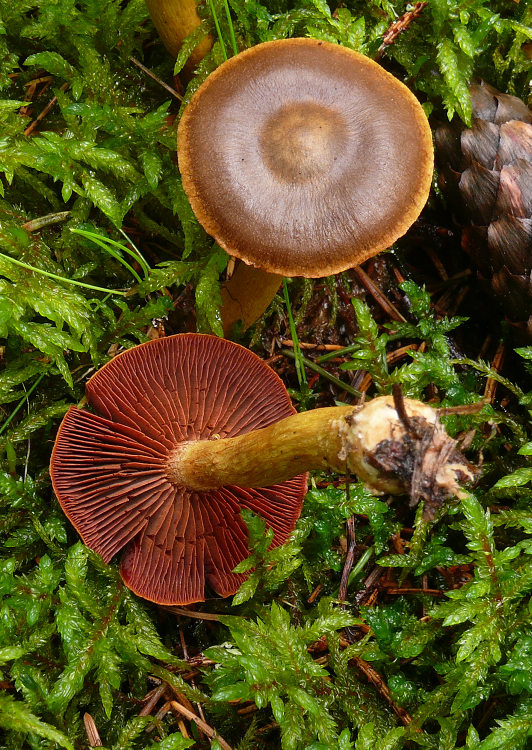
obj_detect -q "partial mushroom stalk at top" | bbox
[220,263,283,334]
[167,395,475,519]
[145,0,213,79]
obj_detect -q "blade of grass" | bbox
[71,228,151,282]
[283,279,307,390]
[315,333,407,364]
[223,0,238,56]
[0,251,127,296]
[348,546,374,587]
[282,349,361,398]
[207,0,228,60]
[117,226,152,278]
[315,342,364,363]
[77,237,141,283]
[0,372,47,438]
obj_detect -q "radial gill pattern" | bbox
[50,334,307,605]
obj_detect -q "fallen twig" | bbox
[376,2,428,60]
[129,56,183,100]
[170,700,233,750]
[24,82,69,136]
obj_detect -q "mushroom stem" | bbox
[169,405,353,489]
[221,262,283,335]
[145,0,212,75]
[167,397,475,509]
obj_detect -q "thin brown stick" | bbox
[387,343,418,365]
[354,566,385,607]
[256,722,279,735]
[24,82,69,136]
[484,341,505,404]
[177,628,208,739]
[280,339,345,351]
[376,2,428,60]
[167,606,221,620]
[339,514,356,602]
[350,656,416,727]
[170,700,233,750]
[433,282,470,317]
[24,76,53,87]
[422,573,429,616]
[237,703,258,715]
[20,76,54,117]
[139,684,167,717]
[383,587,446,596]
[437,402,486,416]
[179,628,189,660]
[352,265,407,322]
[154,700,173,721]
[307,583,323,604]
[129,56,183,101]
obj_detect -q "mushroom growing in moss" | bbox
[51,334,473,606]
[177,38,434,334]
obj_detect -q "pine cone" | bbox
[435,82,532,335]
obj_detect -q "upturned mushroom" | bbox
[177,38,434,334]
[51,334,473,606]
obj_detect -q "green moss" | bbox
[0,1,531,748]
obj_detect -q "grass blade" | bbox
[0,251,127,296]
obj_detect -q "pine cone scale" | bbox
[461,120,499,168]
[497,162,532,218]
[498,121,532,166]
[487,216,532,271]
[459,161,499,225]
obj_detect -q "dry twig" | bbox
[350,656,416,727]
[129,56,182,100]
[170,700,233,750]
[24,82,69,136]
[484,341,505,403]
[376,2,428,60]
[353,265,407,322]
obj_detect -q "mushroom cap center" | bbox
[261,102,347,184]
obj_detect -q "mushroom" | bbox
[177,38,434,334]
[51,334,473,605]
[50,334,306,605]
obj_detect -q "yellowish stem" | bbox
[165,396,474,506]
[168,406,356,489]
[221,262,283,335]
[145,0,213,74]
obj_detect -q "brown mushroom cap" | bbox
[178,37,434,277]
[50,334,307,605]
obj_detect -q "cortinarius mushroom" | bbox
[178,38,434,332]
[51,335,474,605]
[51,335,306,604]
